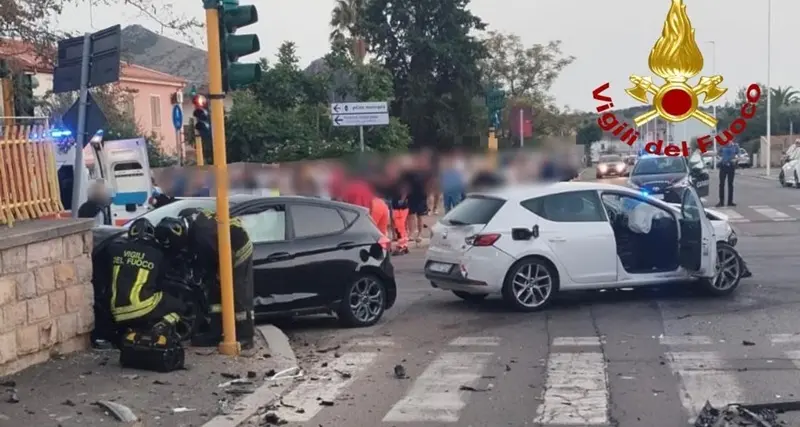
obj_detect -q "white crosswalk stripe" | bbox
[266,334,800,425]
[749,205,795,221]
[712,204,800,222]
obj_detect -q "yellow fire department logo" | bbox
[625,0,726,128]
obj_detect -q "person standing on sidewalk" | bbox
[717,141,739,207]
[440,155,466,213]
[390,178,410,255]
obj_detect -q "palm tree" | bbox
[771,86,800,106]
[329,0,367,63]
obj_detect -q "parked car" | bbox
[627,153,709,203]
[92,195,396,327]
[701,152,717,168]
[596,154,626,179]
[779,147,800,187]
[424,183,745,311]
[736,148,751,168]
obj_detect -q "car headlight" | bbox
[598,165,608,172]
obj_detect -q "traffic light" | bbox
[485,88,506,128]
[219,0,261,91]
[193,94,211,141]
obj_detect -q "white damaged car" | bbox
[424,182,748,311]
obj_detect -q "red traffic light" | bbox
[192,94,208,109]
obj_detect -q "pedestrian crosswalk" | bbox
[714,204,800,222]
[268,333,800,426]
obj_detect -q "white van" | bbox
[94,138,153,226]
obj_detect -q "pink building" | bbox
[117,64,186,155]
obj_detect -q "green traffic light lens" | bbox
[226,34,260,60]
[228,63,262,89]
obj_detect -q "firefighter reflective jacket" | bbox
[108,240,166,322]
[191,209,253,267]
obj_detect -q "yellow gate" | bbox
[0,125,64,226]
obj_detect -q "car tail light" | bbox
[465,233,500,247]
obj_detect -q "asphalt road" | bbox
[274,171,800,427]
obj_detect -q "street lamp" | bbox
[766,0,772,176]
[705,40,717,169]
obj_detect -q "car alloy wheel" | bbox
[339,275,386,327]
[779,171,786,187]
[502,258,556,311]
[699,242,742,296]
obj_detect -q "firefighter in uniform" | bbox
[108,218,186,333]
[179,208,255,349]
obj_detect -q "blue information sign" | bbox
[172,104,183,130]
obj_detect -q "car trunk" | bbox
[428,195,505,265]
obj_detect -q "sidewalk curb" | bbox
[201,325,298,427]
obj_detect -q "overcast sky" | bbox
[57,0,795,112]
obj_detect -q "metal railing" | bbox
[0,124,64,226]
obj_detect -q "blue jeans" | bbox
[443,191,463,212]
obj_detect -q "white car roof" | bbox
[471,182,639,202]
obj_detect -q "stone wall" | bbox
[0,219,95,377]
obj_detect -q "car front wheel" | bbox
[338,275,387,327]
[779,171,787,187]
[698,242,743,296]
[502,257,558,312]
[452,291,488,302]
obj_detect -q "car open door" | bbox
[677,187,716,277]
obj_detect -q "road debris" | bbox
[694,400,794,427]
[262,411,287,425]
[742,340,756,346]
[171,407,195,413]
[393,364,407,379]
[267,366,303,381]
[95,400,139,422]
[459,385,492,392]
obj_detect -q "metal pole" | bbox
[176,129,183,166]
[766,0,772,176]
[519,108,524,147]
[708,40,718,170]
[359,126,364,152]
[195,135,205,165]
[70,33,92,217]
[204,6,239,356]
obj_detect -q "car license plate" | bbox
[650,193,664,200]
[428,262,452,273]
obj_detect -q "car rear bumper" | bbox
[423,246,513,294]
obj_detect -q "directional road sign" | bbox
[330,101,387,115]
[172,105,183,130]
[332,113,389,127]
[330,101,389,127]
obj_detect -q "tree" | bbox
[771,86,799,107]
[224,41,410,163]
[329,0,368,63]
[576,120,603,145]
[480,31,575,100]
[363,0,487,147]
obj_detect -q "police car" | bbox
[626,153,709,203]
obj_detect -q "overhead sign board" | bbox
[332,113,389,127]
[330,101,387,115]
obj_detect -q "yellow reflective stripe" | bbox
[110,265,120,308]
[270,189,279,196]
[129,268,150,305]
[235,311,249,321]
[234,240,253,266]
[163,313,180,323]
[209,304,222,313]
[111,292,163,318]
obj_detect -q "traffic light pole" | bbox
[488,128,498,167]
[204,4,239,356]
[195,135,205,165]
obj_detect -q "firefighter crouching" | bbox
[179,208,255,349]
[108,218,187,372]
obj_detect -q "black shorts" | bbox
[409,198,428,215]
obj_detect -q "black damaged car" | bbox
[91,195,396,328]
[626,154,709,203]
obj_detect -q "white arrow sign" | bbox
[332,113,389,127]
[330,101,388,115]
